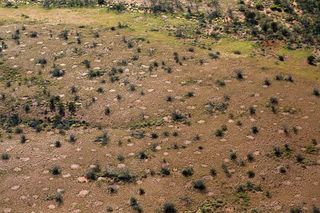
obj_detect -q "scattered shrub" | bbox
[50,166,61,175]
[307,55,316,65]
[181,167,194,177]
[235,69,244,80]
[1,153,10,160]
[210,168,217,176]
[51,68,65,77]
[160,167,171,176]
[162,202,177,213]
[247,170,255,178]
[313,88,320,97]
[193,180,206,191]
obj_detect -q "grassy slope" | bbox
[0,5,319,80]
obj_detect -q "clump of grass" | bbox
[88,69,104,79]
[285,75,294,82]
[249,106,256,115]
[209,51,220,59]
[275,74,284,81]
[107,185,118,194]
[222,163,231,177]
[85,165,100,181]
[70,85,78,94]
[11,29,20,41]
[162,202,177,213]
[68,134,76,143]
[295,154,305,163]
[103,168,136,183]
[54,140,61,148]
[215,79,226,87]
[129,197,143,212]
[273,146,282,157]
[104,106,111,115]
[193,180,206,191]
[313,88,320,97]
[171,111,187,122]
[205,101,229,114]
[59,29,68,40]
[150,132,158,139]
[312,206,320,213]
[36,58,47,65]
[137,151,148,160]
[14,127,23,134]
[82,59,91,69]
[166,96,173,102]
[251,126,259,134]
[50,166,61,176]
[307,55,316,65]
[51,68,65,77]
[128,84,136,92]
[96,87,104,93]
[173,52,181,64]
[160,167,171,176]
[94,132,109,145]
[290,207,302,213]
[263,78,271,86]
[247,153,254,162]
[29,31,38,38]
[20,134,26,144]
[214,125,227,138]
[235,69,244,80]
[185,91,194,98]
[181,167,194,177]
[210,167,217,176]
[269,97,279,106]
[138,188,145,195]
[54,192,63,205]
[278,55,284,61]
[247,170,255,178]
[1,153,10,160]
[229,150,237,161]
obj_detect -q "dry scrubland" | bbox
[0,1,320,213]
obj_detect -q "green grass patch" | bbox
[213,37,255,55]
[129,118,164,129]
[277,47,313,59]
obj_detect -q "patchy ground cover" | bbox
[0,4,319,213]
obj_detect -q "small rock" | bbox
[48,204,56,209]
[78,190,89,197]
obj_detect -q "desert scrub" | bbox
[50,166,61,176]
[88,69,104,79]
[1,152,10,160]
[51,68,64,77]
[313,88,320,97]
[235,69,244,80]
[210,167,217,176]
[129,197,143,212]
[103,168,136,183]
[85,165,101,181]
[171,111,187,122]
[214,125,227,138]
[193,180,206,191]
[205,101,229,114]
[162,202,177,213]
[160,167,171,176]
[94,132,109,145]
[181,167,194,177]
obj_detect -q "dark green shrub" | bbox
[193,180,206,191]
[181,167,194,177]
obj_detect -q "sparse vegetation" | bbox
[0,2,318,212]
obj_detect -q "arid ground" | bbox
[0,4,320,213]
